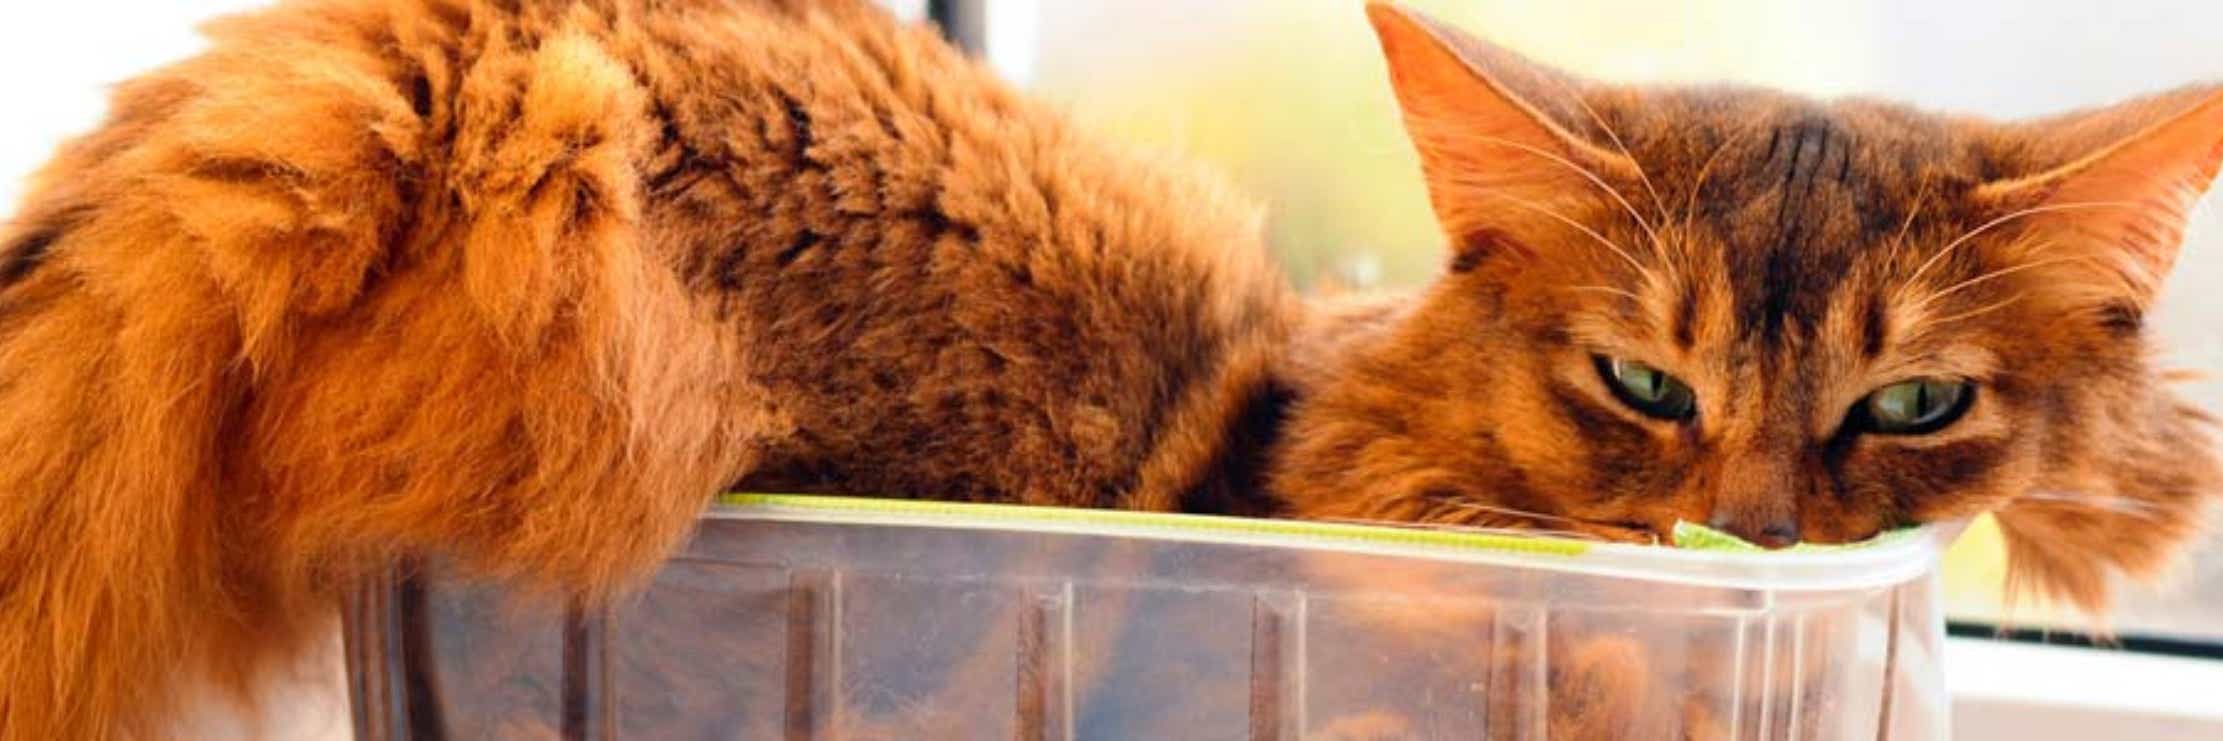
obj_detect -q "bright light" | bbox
[0,1,275,214]
[985,0,1040,86]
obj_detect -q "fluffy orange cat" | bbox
[1,0,2217,737]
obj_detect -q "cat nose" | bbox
[1709,513,1800,549]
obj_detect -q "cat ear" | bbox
[1976,85,2223,307]
[1365,2,1637,267]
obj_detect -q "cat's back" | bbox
[0,1,1298,736]
[9,0,1299,513]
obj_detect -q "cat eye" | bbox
[1595,357,1697,422]
[1855,378,1974,435]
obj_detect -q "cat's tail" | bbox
[0,2,743,737]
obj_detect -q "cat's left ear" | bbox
[1977,85,2223,307]
[1366,2,1640,269]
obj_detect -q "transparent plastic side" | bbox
[344,514,1949,739]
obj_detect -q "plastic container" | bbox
[343,495,1952,739]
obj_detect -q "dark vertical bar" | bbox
[560,603,613,741]
[1248,597,1286,741]
[927,0,988,56]
[784,571,838,741]
[783,579,819,741]
[345,564,448,741]
[1015,595,1048,741]
[394,574,450,740]
[1487,607,1547,741]
[1015,588,1070,741]
[342,568,405,741]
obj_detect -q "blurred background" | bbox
[4,0,2221,734]
[923,0,2223,647]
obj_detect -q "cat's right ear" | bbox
[1366,2,1638,269]
[1974,85,2223,310]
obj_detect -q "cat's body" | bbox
[0,1,1292,735]
[0,0,2217,738]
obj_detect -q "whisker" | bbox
[1478,190,1656,282]
[1559,285,1644,303]
[1920,292,2025,328]
[1456,132,1665,259]
[1560,86,1672,228]
[1891,179,1933,256]
[1906,255,2083,315]
[1319,517,1616,543]
[1422,494,1626,531]
[2012,490,2166,522]
[1905,201,2137,287]
[1680,123,1758,241]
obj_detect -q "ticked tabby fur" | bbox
[1,0,2217,736]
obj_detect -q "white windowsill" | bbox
[1946,635,2223,739]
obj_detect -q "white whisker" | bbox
[1920,292,2025,327]
[1319,517,1616,543]
[1478,190,1657,283]
[1905,255,2083,316]
[1421,494,1640,534]
[2014,490,2166,522]
[1905,201,2137,287]
[1891,180,1933,258]
[1457,132,1665,259]
[1560,285,1644,303]
[1561,87,1672,229]
[1680,124,1757,241]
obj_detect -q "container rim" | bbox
[709,494,1958,592]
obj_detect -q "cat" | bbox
[1288,3,2222,598]
[0,0,2215,737]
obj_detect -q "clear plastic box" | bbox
[343,495,1952,739]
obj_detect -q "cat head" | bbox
[1272,2,2223,612]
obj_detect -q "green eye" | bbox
[1596,356,1697,421]
[1858,378,1974,434]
